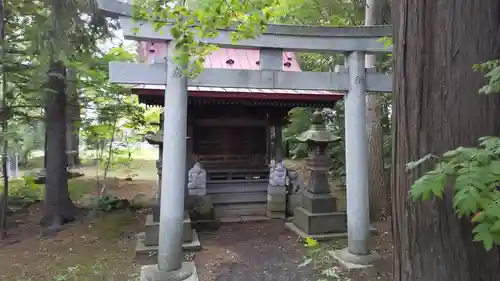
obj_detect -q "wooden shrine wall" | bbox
[188,103,289,170]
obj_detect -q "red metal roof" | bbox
[134,42,343,101]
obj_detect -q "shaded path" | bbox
[195,220,314,281]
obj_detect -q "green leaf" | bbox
[473,223,494,251]
[410,172,444,201]
[490,220,500,233]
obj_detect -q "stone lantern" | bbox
[287,110,347,240]
[144,128,166,221]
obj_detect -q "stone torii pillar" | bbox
[140,45,196,281]
[333,51,380,267]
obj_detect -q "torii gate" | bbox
[98,1,392,280]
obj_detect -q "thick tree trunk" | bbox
[42,60,78,229]
[365,0,388,221]
[392,1,500,280]
[367,96,388,221]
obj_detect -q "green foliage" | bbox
[283,108,313,159]
[474,60,500,94]
[7,177,42,207]
[408,137,500,251]
[132,0,288,76]
[97,195,123,212]
[3,176,89,209]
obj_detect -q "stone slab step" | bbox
[207,178,268,185]
[285,222,378,241]
[206,183,268,194]
[144,214,193,246]
[219,215,270,223]
[135,230,201,266]
[214,203,267,217]
[210,192,267,204]
[285,222,348,241]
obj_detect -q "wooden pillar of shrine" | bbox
[267,111,287,164]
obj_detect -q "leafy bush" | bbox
[7,176,43,207]
[409,137,500,250]
[97,195,130,212]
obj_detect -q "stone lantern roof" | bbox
[296,111,341,143]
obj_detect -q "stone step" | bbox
[285,222,378,241]
[144,214,193,246]
[210,192,267,204]
[206,183,268,194]
[135,230,201,266]
[207,178,268,185]
[219,215,270,223]
[214,202,267,217]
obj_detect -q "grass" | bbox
[7,178,91,199]
[20,147,159,182]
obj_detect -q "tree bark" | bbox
[0,0,7,239]
[392,1,500,280]
[42,60,78,229]
[365,0,388,221]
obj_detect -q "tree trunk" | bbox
[365,0,388,221]
[66,68,80,168]
[42,60,78,229]
[0,0,7,239]
[392,1,500,280]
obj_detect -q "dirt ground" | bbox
[1,156,393,281]
[0,205,393,281]
[195,220,392,281]
[0,204,144,281]
[195,221,314,281]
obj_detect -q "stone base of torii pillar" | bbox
[139,263,198,281]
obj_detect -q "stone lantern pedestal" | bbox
[286,111,347,240]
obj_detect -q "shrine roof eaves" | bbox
[132,84,343,100]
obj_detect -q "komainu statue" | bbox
[269,161,287,186]
[187,162,207,196]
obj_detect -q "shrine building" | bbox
[135,41,344,218]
